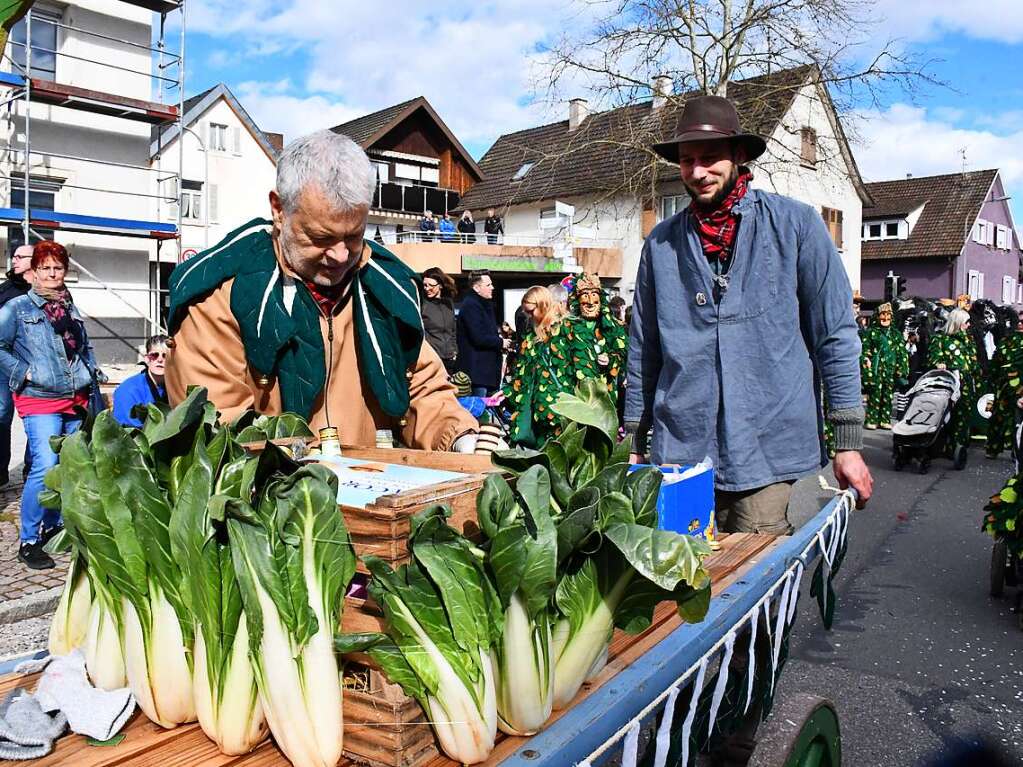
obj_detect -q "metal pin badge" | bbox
[695,292,708,306]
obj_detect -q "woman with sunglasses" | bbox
[112,334,170,428]
[0,241,98,569]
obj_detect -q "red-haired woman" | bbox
[0,241,97,569]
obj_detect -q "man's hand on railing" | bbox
[833,450,872,509]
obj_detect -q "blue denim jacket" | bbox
[0,289,96,398]
[625,188,862,491]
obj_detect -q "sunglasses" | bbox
[146,351,168,361]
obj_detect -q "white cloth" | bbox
[32,651,135,741]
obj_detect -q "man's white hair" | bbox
[944,308,970,335]
[276,130,374,214]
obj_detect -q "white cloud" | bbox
[234,81,366,143]
[873,0,1023,44]
[854,103,1023,221]
[188,0,572,147]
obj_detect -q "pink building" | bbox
[860,170,1021,305]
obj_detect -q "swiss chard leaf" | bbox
[604,523,711,592]
[556,487,600,564]
[335,633,430,703]
[625,467,662,528]
[476,474,517,542]
[551,378,618,447]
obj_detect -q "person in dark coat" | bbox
[457,210,476,243]
[0,244,33,487]
[457,271,506,395]
[420,267,458,373]
[484,208,504,245]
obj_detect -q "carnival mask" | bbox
[879,311,892,327]
[984,307,996,328]
[578,288,602,319]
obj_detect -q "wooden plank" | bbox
[342,447,498,475]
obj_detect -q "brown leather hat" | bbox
[652,95,766,164]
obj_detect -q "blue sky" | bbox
[179,1,1023,223]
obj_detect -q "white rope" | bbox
[678,658,708,767]
[743,601,760,715]
[652,685,680,767]
[621,721,642,767]
[706,630,736,738]
[575,491,854,764]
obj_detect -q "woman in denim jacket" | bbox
[0,241,97,570]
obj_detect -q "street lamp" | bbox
[181,126,209,249]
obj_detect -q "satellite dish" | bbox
[977,393,994,419]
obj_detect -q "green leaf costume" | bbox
[985,332,1023,458]
[860,316,908,427]
[502,320,595,448]
[983,475,1023,559]
[926,331,980,454]
[566,276,628,403]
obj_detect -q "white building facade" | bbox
[462,68,869,300]
[0,0,181,364]
[150,83,280,317]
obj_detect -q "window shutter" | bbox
[979,272,985,298]
[204,121,212,151]
[166,177,179,220]
[987,224,995,246]
[233,126,241,154]
[836,209,844,249]
[208,183,218,224]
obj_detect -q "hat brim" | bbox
[652,131,767,164]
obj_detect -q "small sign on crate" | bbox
[629,461,716,542]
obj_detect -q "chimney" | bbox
[906,173,913,179]
[652,75,672,109]
[568,98,589,131]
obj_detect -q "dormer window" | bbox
[512,162,534,182]
[863,219,908,241]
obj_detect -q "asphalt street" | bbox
[779,431,1023,766]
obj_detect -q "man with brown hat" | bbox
[626,94,872,535]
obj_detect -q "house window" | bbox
[371,161,389,184]
[800,127,817,167]
[885,222,899,238]
[973,219,995,246]
[208,123,229,152]
[7,177,60,250]
[968,270,984,301]
[821,207,843,250]
[394,163,421,183]
[865,223,882,239]
[9,9,59,80]
[996,225,1010,250]
[1002,275,1015,304]
[660,195,687,221]
[512,162,534,182]
[180,179,203,222]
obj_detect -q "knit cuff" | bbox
[828,407,864,452]
[624,420,650,455]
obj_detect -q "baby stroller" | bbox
[891,369,963,474]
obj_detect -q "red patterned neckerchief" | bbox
[304,279,347,317]
[689,168,753,264]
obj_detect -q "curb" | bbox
[0,586,62,624]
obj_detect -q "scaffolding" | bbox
[0,0,184,360]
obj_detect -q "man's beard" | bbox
[686,165,740,210]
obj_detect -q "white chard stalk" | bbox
[83,596,126,690]
[48,562,91,656]
[121,588,196,728]
[493,592,554,736]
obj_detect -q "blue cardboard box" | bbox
[629,463,716,541]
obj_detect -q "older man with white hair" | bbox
[165,130,478,450]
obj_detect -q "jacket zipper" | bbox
[324,312,334,427]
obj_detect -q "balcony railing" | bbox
[379,231,622,249]
[372,182,460,216]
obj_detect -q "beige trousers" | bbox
[714,481,796,536]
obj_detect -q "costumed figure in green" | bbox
[985,330,1023,458]
[566,272,628,403]
[926,308,980,456]
[503,285,595,448]
[860,302,909,429]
